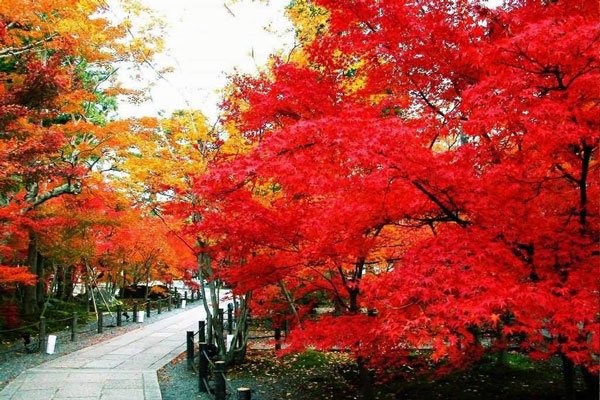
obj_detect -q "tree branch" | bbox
[0,34,59,58]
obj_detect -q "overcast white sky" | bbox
[115,0,503,120]
[116,0,294,120]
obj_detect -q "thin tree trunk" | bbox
[358,357,375,400]
[36,251,45,308]
[88,283,98,319]
[205,255,225,356]
[198,253,212,319]
[279,280,302,328]
[23,231,38,315]
[197,250,251,366]
[581,366,599,400]
[56,264,64,299]
[495,324,508,373]
[64,266,74,300]
[145,261,151,299]
[224,292,251,366]
[560,352,576,400]
[348,258,365,313]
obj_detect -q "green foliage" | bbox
[43,298,93,332]
[75,60,118,126]
[285,349,331,370]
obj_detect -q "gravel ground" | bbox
[159,354,210,400]
[158,345,356,400]
[158,352,282,400]
[0,301,203,390]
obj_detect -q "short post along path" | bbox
[0,291,227,400]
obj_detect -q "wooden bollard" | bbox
[215,361,226,400]
[184,291,188,302]
[198,320,206,342]
[197,289,201,300]
[71,313,77,341]
[198,342,208,392]
[274,328,281,351]
[117,306,122,327]
[133,303,138,322]
[227,303,234,333]
[186,330,194,371]
[146,300,151,317]
[238,387,251,400]
[168,295,172,311]
[97,311,103,334]
[158,299,162,314]
[39,316,47,352]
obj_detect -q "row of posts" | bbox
[187,311,285,400]
[38,289,202,352]
[98,290,202,333]
[187,318,252,400]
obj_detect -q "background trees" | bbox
[0,0,175,317]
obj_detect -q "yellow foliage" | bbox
[219,121,255,156]
[286,0,329,46]
[1,0,163,68]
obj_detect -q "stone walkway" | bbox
[0,293,228,400]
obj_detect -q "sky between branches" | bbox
[116,0,502,121]
[116,0,294,121]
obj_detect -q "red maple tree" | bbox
[190,0,598,388]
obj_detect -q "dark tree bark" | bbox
[561,352,576,400]
[56,265,64,299]
[581,367,599,400]
[358,357,375,400]
[23,231,38,315]
[36,252,45,307]
[63,266,75,300]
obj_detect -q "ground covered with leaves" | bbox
[159,349,590,400]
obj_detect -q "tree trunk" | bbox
[23,231,38,316]
[56,265,64,299]
[145,262,151,299]
[348,258,365,313]
[36,251,45,308]
[561,352,576,400]
[64,266,74,300]
[495,325,508,374]
[358,357,375,400]
[278,280,301,328]
[349,289,360,313]
[581,366,599,400]
[225,291,251,366]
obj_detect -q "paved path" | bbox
[0,292,229,400]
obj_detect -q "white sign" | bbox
[46,335,56,354]
[137,311,145,323]
[181,300,187,309]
